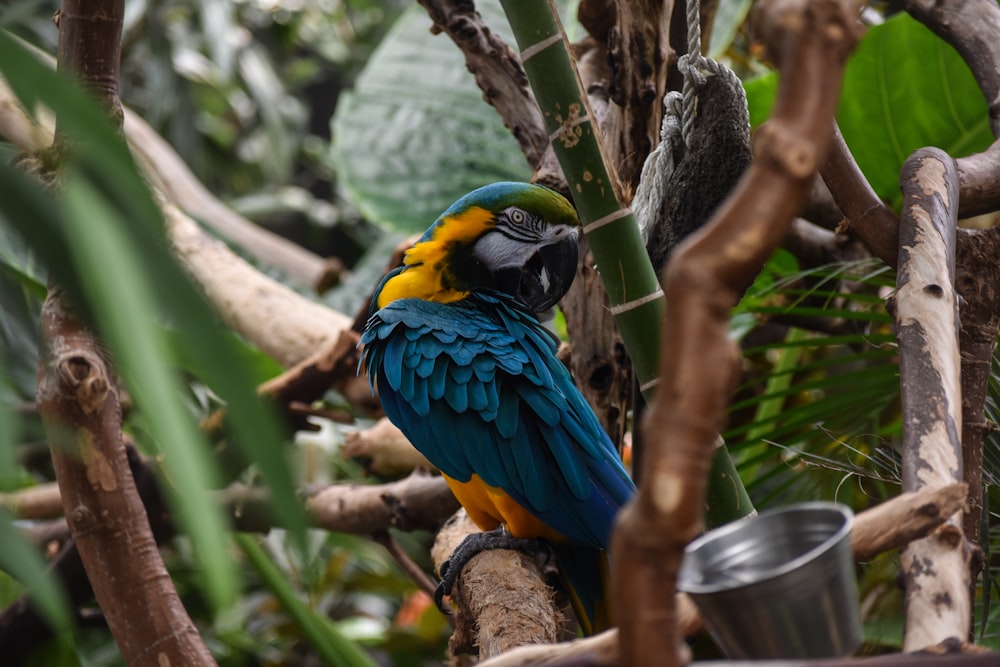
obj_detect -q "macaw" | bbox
[359,182,636,634]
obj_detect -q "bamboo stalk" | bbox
[499,0,752,525]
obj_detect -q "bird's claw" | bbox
[432,529,548,614]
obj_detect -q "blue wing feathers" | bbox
[360,293,636,552]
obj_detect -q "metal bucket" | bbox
[678,502,860,659]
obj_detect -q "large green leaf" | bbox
[744,12,991,209]
[330,0,531,233]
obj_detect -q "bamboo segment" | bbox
[500,0,753,525]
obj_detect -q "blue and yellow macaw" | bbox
[359,182,635,634]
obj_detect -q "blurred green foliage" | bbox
[2,0,1000,664]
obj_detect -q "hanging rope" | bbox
[633,0,752,269]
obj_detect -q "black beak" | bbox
[495,232,579,313]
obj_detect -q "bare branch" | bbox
[163,203,351,368]
[892,147,970,649]
[0,482,64,520]
[852,483,968,562]
[821,123,900,268]
[302,471,459,535]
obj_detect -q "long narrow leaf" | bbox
[59,174,238,609]
[235,533,376,667]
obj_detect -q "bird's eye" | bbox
[509,209,525,225]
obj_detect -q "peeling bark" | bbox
[893,148,971,650]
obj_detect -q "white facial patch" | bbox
[472,230,540,269]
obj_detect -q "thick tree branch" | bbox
[430,510,561,659]
[38,288,214,665]
[954,225,1000,565]
[34,2,217,664]
[163,202,351,368]
[611,2,860,665]
[892,148,970,649]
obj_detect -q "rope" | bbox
[634,0,746,241]
[680,0,703,146]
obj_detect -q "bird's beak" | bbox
[498,228,579,313]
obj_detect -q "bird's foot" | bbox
[434,529,549,613]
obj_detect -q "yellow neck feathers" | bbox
[376,206,495,308]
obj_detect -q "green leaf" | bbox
[0,509,73,637]
[330,0,531,233]
[235,533,377,667]
[837,13,991,208]
[707,0,753,59]
[745,13,992,209]
[0,267,42,398]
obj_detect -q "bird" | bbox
[359,181,636,634]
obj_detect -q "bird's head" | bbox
[379,182,580,312]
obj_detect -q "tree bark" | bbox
[893,148,971,650]
[38,289,215,665]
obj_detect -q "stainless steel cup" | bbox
[678,502,860,659]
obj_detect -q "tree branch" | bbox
[821,122,900,269]
[38,287,214,665]
[605,0,673,194]
[892,147,971,649]
[430,510,561,659]
[415,0,550,171]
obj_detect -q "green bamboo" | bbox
[499,0,753,525]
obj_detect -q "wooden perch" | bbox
[851,483,968,562]
[892,148,971,650]
[303,470,459,534]
[163,202,351,368]
[431,510,561,659]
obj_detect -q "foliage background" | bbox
[1,0,1000,664]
